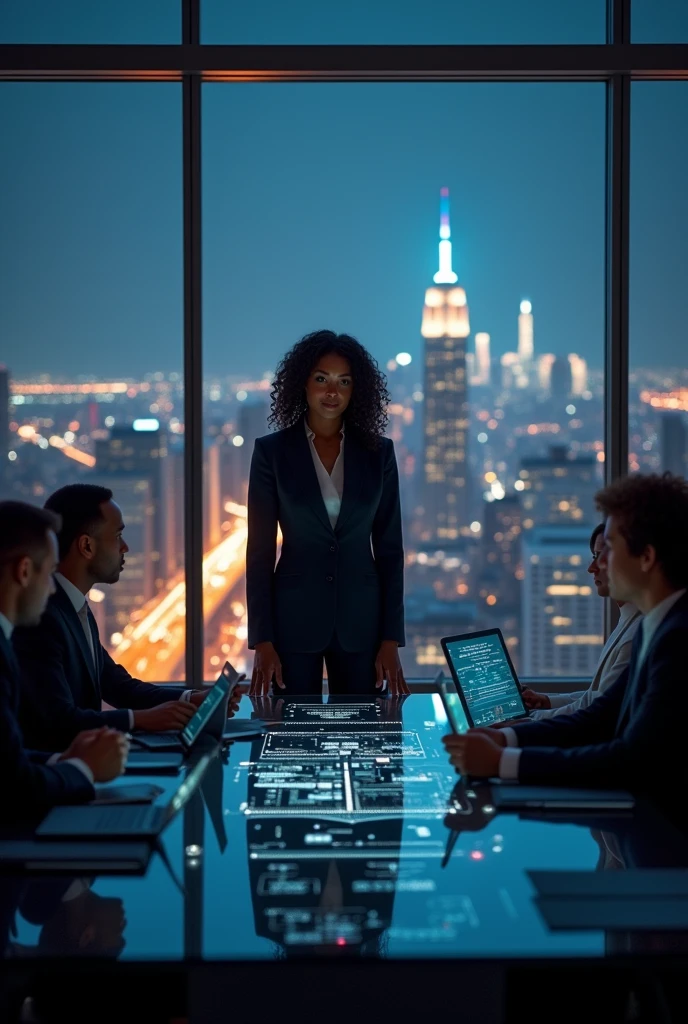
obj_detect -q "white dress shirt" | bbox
[54,574,193,728]
[305,418,344,528]
[0,602,94,784]
[0,612,13,643]
[530,603,641,720]
[499,588,687,780]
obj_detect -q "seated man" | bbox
[521,522,641,719]
[15,484,205,751]
[444,473,688,798]
[0,501,128,821]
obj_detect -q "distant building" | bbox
[0,366,9,493]
[661,411,687,478]
[479,493,522,611]
[402,591,479,675]
[94,424,167,644]
[522,525,603,677]
[237,399,270,496]
[519,445,597,531]
[550,356,572,401]
[474,332,491,386]
[421,189,470,543]
[517,300,534,386]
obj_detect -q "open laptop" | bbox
[441,628,531,728]
[131,661,236,755]
[36,751,213,840]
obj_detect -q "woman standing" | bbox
[247,330,407,696]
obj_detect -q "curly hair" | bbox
[268,330,390,450]
[595,472,688,588]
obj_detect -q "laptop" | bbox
[131,661,236,754]
[36,751,213,840]
[441,628,531,728]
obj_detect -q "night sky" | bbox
[1,2,687,379]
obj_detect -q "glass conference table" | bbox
[4,694,688,1020]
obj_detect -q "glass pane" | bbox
[0,83,185,681]
[633,1,688,42]
[203,82,605,681]
[630,83,688,478]
[0,1,179,43]
[203,0,604,44]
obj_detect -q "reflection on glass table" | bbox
[203,694,603,960]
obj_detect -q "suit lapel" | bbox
[335,432,363,535]
[52,585,100,694]
[286,423,335,535]
[616,627,644,730]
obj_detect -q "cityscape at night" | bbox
[2,187,686,682]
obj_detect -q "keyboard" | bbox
[91,805,161,833]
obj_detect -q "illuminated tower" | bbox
[518,300,534,362]
[568,353,588,396]
[474,332,491,386]
[421,188,470,543]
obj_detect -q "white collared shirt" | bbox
[0,612,13,642]
[305,418,345,528]
[499,588,687,780]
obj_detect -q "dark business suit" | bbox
[15,583,186,751]
[247,422,405,694]
[0,628,94,821]
[511,591,688,796]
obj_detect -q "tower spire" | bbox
[434,187,458,284]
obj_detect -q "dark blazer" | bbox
[15,583,186,751]
[511,591,688,794]
[0,628,94,820]
[247,422,405,654]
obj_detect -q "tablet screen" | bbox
[444,632,526,727]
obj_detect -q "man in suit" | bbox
[443,473,688,797]
[0,501,128,822]
[520,522,641,718]
[15,484,205,751]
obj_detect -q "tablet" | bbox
[441,628,529,728]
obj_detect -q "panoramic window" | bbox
[202,82,606,679]
[0,83,185,681]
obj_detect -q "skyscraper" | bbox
[661,411,687,478]
[94,423,166,643]
[0,366,9,493]
[517,300,534,387]
[522,525,603,677]
[568,354,588,396]
[519,446,597,530]
[474,332,491,386]
[421,188,470,543]
[550,356,572,401]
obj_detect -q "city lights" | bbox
[396,352,412,366]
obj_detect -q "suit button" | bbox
[326,575,333,582]
[330,545,336,553]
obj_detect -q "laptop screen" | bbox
[442,631,526,727]
[180,671,230,747]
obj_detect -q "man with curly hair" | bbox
[246,330,408,696]
[444,473,688,800]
